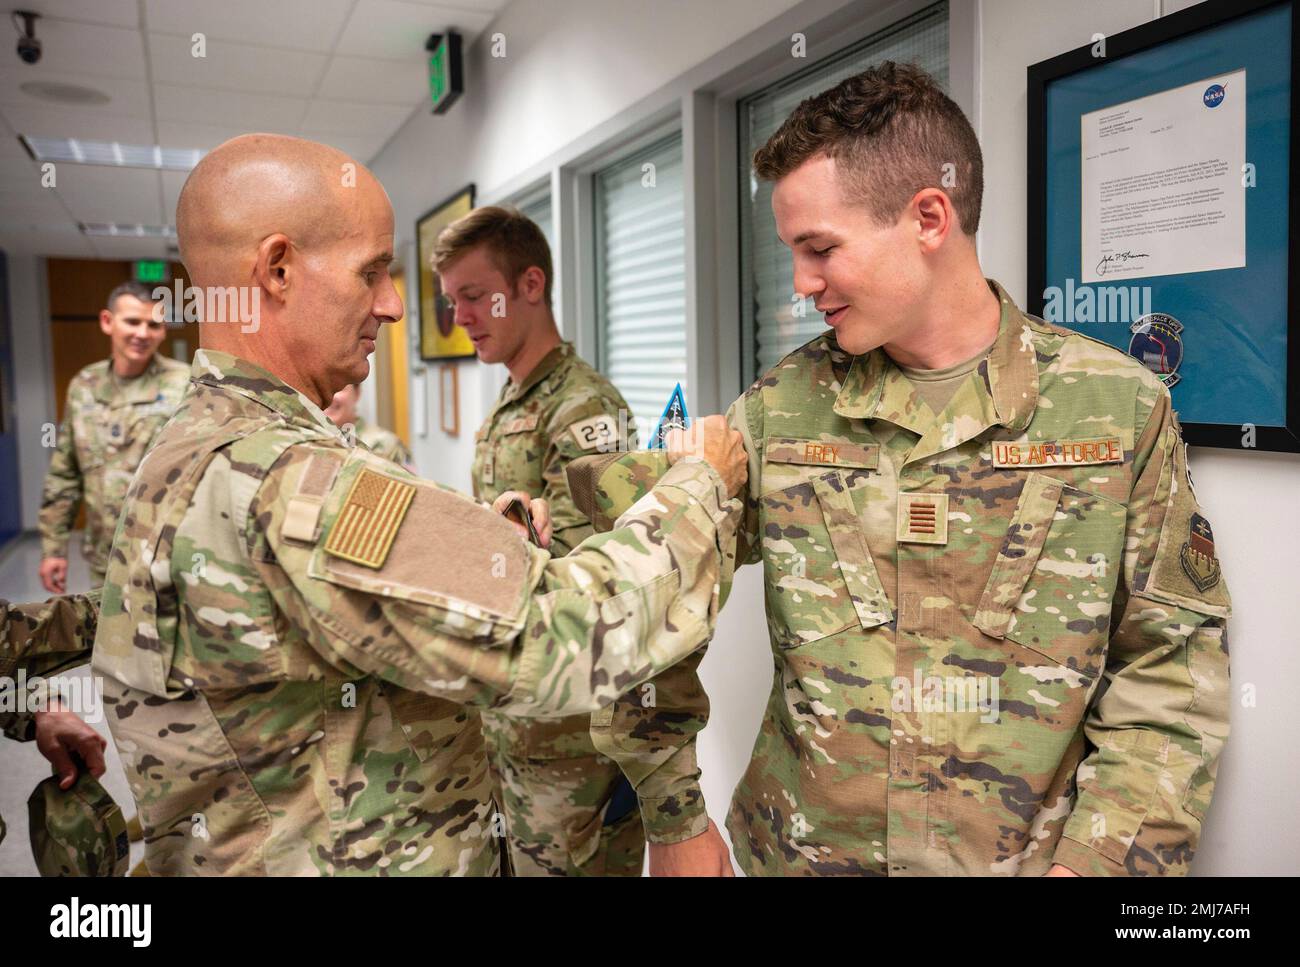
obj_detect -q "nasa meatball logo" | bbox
[1203,83,1226,108]
[1128,312,1184,387]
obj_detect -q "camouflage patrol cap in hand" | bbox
[27,769,129,877]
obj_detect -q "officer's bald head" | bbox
[175,133,401,406]
[178,134,362,284]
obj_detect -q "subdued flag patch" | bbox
[323,467,416,569]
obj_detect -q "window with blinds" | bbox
[515,189,559,325]
[594,134,686,436]
[738,1,949,388]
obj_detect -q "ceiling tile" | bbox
[316,55,429,106]
[0,68,151,117]
[144,0,356,53]
[0,225,97,258]
[156,121,254,153]
[153,84,307,129]
[161,170,188,222]
[335,0,493,61]
[17,0,140,29]
[54,165,163,225]
[295,132,384,163]
[147,33,328,98]
[301,99,412,138]
[87,235,173,260]
[7,19,147,79]
[0,103,155,143]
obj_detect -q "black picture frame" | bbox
[1027,0,1300,452]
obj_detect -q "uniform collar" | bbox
[190,349,344,440]
[832,279,1039,446]
[501,340,572,406]
[94,353,172,405]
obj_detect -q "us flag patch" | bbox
[323,468,415,569]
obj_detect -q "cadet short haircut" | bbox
[106,280,159,313]
[433,206,554,309]
[752,61,984,236]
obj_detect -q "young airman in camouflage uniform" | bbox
[439,206,708,876]
[39,281,189,590]
[582,63,1230,876]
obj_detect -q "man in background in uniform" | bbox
[38,281,190,592]
[593,63,1231,876]
[87,133,745,876]
[324,382,415,471]
[437,206,725,876]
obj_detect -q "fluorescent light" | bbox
[80,223,177,238]
[22,135,202,172]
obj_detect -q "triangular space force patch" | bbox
[323,467,416,569]
[650,383,690,449]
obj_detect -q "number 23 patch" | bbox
[568,413,618,451]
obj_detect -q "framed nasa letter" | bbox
[1028,0,1300,451]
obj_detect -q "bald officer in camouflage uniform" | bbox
[87,133,744,876]
[589,64,1231,876]
[38,281,190,592]
[437,206,710,875]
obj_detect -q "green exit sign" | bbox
[133,260,169,283]
[426,32,463,115]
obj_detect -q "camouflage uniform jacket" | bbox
[471,341,709,845]
[723,280,1231,876]
[355,416,413,469]
[40,354,190,576]
[90,349,737,875]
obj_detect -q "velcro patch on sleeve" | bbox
[323,467,416,569]
[991,437,1123,468]
[568,413,618,451]
[765,437,879,470]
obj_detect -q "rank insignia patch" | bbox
[1179,512,1221,592]
[323,468,416,569]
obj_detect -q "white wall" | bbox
[976,0,1299,875]
[371,0,1298,874]
[370,0,813,488]
[7,253,54,530]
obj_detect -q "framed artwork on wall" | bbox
[416,184,476,361]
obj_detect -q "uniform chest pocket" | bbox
[759,456,893,649]
[974,471,1126,679]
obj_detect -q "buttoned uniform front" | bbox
[39,354,191,584]
[471,341,709,875]
[87,349,737,876]
[708,280,1230,875]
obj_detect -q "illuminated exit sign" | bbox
[426,32,464,115]
[133,260,168,283]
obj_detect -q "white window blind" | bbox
[738,1,949,388]
[595,134,686,435]
[516,189,559,325]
